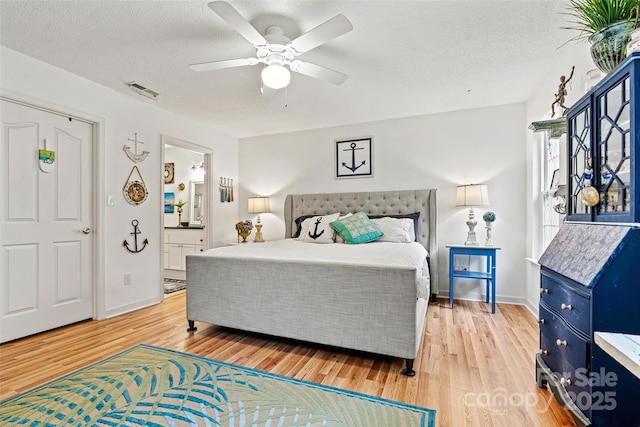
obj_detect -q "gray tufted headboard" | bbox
[284,189,438,295]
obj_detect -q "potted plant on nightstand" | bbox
[564,0,640,73]
[482,211,496,246]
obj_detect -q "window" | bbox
[530,118,567,255]
[541,134,564,250]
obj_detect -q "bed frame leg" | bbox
[187,320,197,333]
[401,359,416,377]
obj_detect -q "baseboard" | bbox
[437,292,526,306]
[523,298,539,318]
[105,295,163,319]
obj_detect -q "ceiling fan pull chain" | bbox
[284,86,288,108]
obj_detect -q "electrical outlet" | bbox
[124,273,131,285]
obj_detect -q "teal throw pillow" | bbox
[330,212,382,244]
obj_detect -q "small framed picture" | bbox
[550,169,559,189]
[164,163,175,184]
[164,192,175,213]
[335,136,373,179]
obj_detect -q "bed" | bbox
[186,189,438,375]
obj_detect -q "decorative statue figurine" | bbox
[551,66,575,118]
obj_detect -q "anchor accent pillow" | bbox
[330,212,383,245]
[302,213,340,244]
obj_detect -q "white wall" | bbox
[1,47,239,319]
[239,104,528,304]
[524,42,593,314]
[0,38,598,319]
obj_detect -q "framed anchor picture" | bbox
[335,136,373,179]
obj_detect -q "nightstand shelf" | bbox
[447,244,500,314]
[451,270,493,280]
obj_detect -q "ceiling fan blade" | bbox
[208,1,267,47]
[189,57,258,72]
[290,61,348,85]
[290,14,353,54]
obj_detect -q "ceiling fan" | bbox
[189,1,353,89]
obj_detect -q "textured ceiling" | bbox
[0,1,573,138]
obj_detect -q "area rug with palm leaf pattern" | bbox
[0,344,436,426]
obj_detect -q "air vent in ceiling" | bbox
[126,81,159,100]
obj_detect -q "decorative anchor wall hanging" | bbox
[335,137,373,179]
[123,133,150,163]
[341,142,366,173]
[123,219,149,253]
[123,165,148,205]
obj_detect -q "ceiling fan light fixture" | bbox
[261,64,290,89]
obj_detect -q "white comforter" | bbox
[200,239,430,298]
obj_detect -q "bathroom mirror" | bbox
[189,180,205,227]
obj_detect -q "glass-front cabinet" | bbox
[567,100,592,220]
[566,53,639,222]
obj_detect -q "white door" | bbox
[0,99,94,343]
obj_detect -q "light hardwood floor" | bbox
[0,292,577,426]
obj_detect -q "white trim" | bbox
[439,292,528,306]
[0,88,107,320]
[104,295,162,319]
[523,298,539,318]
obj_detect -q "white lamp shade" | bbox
[261,64,291,89]
[456,184,490,207]
[248,197,271,214]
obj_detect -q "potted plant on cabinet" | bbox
[564,0,640,73]
[172,199,187,227]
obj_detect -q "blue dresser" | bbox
[537,223,640,426]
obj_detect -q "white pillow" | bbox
[370,217,415,243]
[302,213,340,244]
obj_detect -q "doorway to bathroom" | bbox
[161,135,211,285]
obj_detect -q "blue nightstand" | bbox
[447,244,500,313]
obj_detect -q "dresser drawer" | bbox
[539,305,589,378]
[540,273,590,333]
[539,305,591,405]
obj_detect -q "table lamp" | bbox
[247,196,271,243]
[456,184,490,245]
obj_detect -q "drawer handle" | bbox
[538,349,548,355]
[538,319,545,324]
[561,303,573,311]
[560,377,572,386]
[556,339,568,347]
[540,288,549,294]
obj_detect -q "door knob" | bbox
[81,227,91,234]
